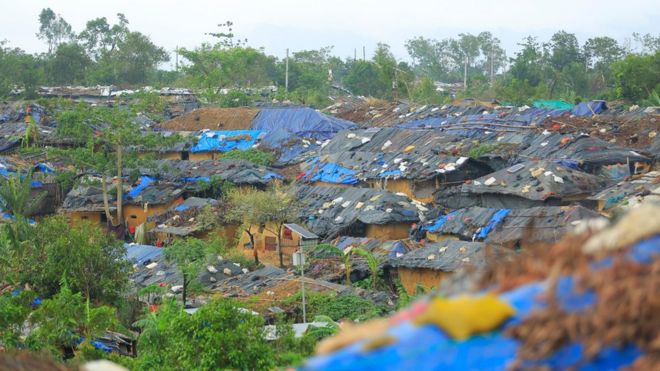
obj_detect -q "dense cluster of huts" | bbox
[1,90,658,305]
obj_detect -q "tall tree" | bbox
[163,238,211,307]
[36,8,74,54]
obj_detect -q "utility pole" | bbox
[363,46,366,61]
[463,54,468,91]
[285,48,289,92]
[175,46,179,73]
[354,48,357,62]
[489,45,493,87]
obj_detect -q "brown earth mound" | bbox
[158,107,259,131]
[541,114,659,149]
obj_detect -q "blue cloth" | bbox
[555,159,581,171]
[191,130,263,153]
[251,108,356,142]
[126,176,155,198]
[92,340,113,353]
[175,204,188,212]
[422,211,458,233]
[476,209,510,239]
[309,162,359,185]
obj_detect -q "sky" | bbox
[1,0,658,67]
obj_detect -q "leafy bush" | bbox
[220,148,275,166]
[468,143,500,159]
[283,291,387,322]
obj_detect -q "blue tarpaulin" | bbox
[191,130,263,153]
[422,211,459,233]
[126,176,155,198]
[124,243,163,265]
[302,237,659,371]
[251,108,356,142]
[476,209,510,239]
[572,101,607,116]
[309,162,359,185]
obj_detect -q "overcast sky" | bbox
[1,0,658,66]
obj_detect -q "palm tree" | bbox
[0,170,44,218]
[316,244,380,288]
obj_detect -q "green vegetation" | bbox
[221,148,275,166]
[468,143,501,159]
[283,291,388,322]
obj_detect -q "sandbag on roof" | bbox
[251,107,357,143]
[157,107,259,131]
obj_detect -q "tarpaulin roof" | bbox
[142,159,282,186]
[191,130,263,153]
[485,206,605,245]
[421,207,510,241]
[572,100,608,116]
[251,107,357,143]
[296,185,425,239]
[391,240,486,271]
[533,100,574,110]
[463,160,609,202]
[516,133,651,174]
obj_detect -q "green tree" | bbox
[36,8,75,54]
[611,51,660,102]
[163,238,211,307]
[0,42,45,98]
[20,216,130,303]
[405,36,452,81]
[344,60,388,97]
[226,186,298,267]
[315,244,379,287]
[47,42,92,85]
[53,105,167,226]
[134,299,274,370]
[25,280,119,358]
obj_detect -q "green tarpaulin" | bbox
[533,100,574,110]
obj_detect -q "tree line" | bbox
[0,8,658,106]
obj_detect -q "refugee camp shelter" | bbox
[235,223,318,267]
[391,241,486,294]
[422,207,510,242]
[484,206,605,247]
[587,171,660,212]
[144,159,282,189]
[437,160,609,209]
[295,185,425,240]
[61,176,184,229]
[304,128,496,202]
[148,197,238,244]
